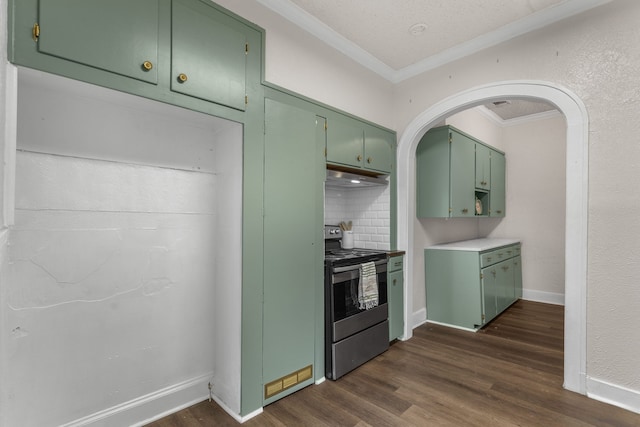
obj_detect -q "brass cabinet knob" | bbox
[356,154,362,162]
[177,73,188,83]
[367,157,373,164]
[142,61,153,71]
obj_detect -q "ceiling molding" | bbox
[476,105,563,127]
[255,0,397,81]
[257,0,612,84]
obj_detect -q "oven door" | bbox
[329,261,388,342]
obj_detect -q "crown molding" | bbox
[257,0,612,83]
[476,105,563,127]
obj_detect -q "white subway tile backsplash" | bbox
[325,184,391,250]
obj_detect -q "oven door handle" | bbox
[331,258,387,274]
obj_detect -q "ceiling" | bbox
[256,0,611,120]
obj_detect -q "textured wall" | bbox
[394,1,640,393]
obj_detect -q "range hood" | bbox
[325,166,389,188]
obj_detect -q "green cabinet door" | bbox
[171,0,247,111]
[364,125,393,173]
[490,151,506,217]
[513,255,523,299]
[450,130,476,217]
[475,143,491,190]
[495,259,515,313]
[388,256,404,341]
[481,265,498,323]
[416,127,451,218]
[37,0,160,84]
[425,249,483,329]
[263,98,319,404]
[326,117,364,168]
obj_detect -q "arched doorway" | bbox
[396,80,588,394]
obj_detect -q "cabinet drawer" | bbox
[388,256,403,272]
[481,247,509,267]
[480,244,520,267]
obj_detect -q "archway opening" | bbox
[396,81,588,394]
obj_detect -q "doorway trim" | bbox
[397,80,588,394]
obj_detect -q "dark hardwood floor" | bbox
[147,300,640,426]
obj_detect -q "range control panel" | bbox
[324,225,343,240]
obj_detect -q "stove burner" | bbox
[324,248,387,264]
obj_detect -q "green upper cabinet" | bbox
[10,0,263,118]
[327,116,393,174]
[364,124,394,173]
[416,126,475,218]
[327,116,364,169]
[489,151,506,217]
[450,130,476,217]
[417,125,505,219]
[37,0,160,84]
[475,143,491,190]
[171,0,247,111]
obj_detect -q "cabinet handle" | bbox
[393,279,397,286]
[497,210,503,214]
[32,23,40,42]
[142,61,153,71]
[487,257,492,262]
[356,154,362,162]
[367,157,373,164]
[502,266,509,271]
[177,73,188,83]
[462,208,469,214]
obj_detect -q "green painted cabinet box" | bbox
[262,97,324,405]
[424,239,522,330]
[416,125,506,218]
[326,116,394,174]
[387,255,404,341]
[9,0,261,115]
[36,0,161,84]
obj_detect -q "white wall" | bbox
[394,0,640,403]
[1,70,243,426]
[212,0,395,130]
[481,113,567,304]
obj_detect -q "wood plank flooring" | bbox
[147,301,640,426]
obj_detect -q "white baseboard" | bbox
[412,308,427,329]
[522,289,565,305]
[60,373,222,427]
[587,376,640,415]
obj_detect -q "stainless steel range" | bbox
[324,225,389,380]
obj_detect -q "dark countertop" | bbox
[387,250,406,258]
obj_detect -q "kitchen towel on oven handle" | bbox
[358,261,379,310]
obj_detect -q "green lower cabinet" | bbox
[425,240,522,330]
[513,256,523,299]
[263,98,322,404]
[387,255,404,341]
